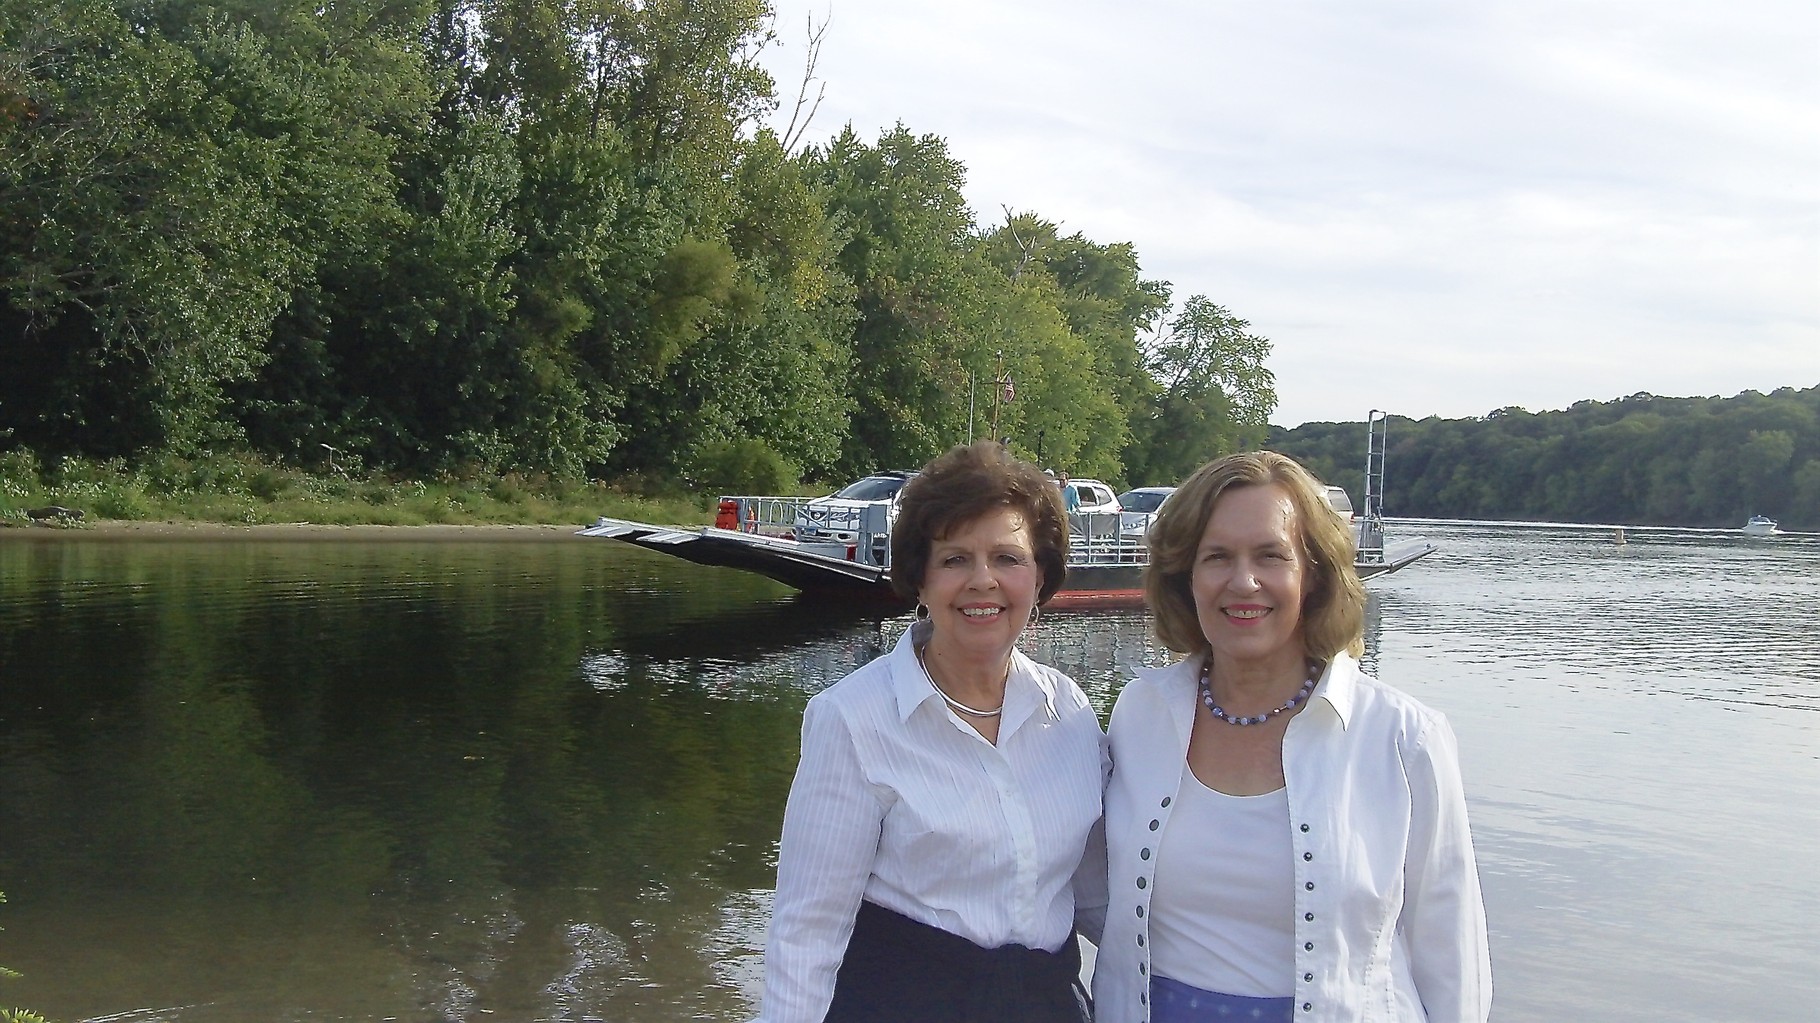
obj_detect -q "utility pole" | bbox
[967,371,975,443]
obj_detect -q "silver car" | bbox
[1117,486,1176,535]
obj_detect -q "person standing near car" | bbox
[1059,472,1081,512]
[756,440,1107,1023]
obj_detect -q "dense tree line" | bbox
[0,0,1273,491]
[1269,387,1820,531]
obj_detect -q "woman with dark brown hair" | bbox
[756,440,1106,1023]
[1094,451,1490,1023]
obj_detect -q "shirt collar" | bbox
[1312,651,1359,729]
[888,622,936,722]
[1131,655,1201,750]
[887,618,1057,729]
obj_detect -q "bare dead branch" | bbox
[780,9,830,155]
[1001,204,1038,281]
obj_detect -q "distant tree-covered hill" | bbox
[1267,387,1819,531]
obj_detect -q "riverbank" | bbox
[0,520,590,542]
[0,448,715,534]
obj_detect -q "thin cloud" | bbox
[760,1,1820,426]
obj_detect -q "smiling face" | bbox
[1190,483,1309,674]
[918,505,1043,667]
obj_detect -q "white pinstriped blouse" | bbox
[755,621,1107,1023]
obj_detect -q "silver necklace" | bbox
[916,644,1004,718]
[1198,656,1317,726]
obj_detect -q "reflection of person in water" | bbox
[756,440,1105,1023]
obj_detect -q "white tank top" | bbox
[1148,773,1295,997]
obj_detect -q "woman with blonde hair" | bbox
[1094,451,1490,1023]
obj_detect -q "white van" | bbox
[1322,485,1354,521]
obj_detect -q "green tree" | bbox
[1736,429,1795,514]
[626,130,856,482]
[809,124,985,476]
[0,0,433,458]
[1125,296,1276,485]
[978,214,1169,481]
[1268,387,1820,529]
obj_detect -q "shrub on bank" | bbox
[0,446,714,527]
[689,439,799,497]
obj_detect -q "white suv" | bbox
[1058,477,1122,540]
[1061,478,1121,516]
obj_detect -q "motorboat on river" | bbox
[1742,515,1782,537]
[577,413,1437,609]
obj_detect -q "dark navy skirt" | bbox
[823,900,1088,1023]
[1150,974,1294,1023]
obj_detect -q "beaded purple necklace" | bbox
[1197,656,1318,726]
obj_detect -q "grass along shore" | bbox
[0,449,713,533]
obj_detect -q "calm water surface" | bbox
[1,522,1815,1022]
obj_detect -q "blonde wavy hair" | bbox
[1142,451,1365,660]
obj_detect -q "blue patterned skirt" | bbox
[1150,974,1293,1023]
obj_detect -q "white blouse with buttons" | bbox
[1092,652,1492,1023]
[755,622,1107,1023]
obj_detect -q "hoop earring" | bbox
[1028,604,1041,627]
[915,603,930,620]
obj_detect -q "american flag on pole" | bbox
[999,374,1015,403]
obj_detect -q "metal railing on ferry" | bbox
[712,495,893,568]
[1067,512,1150,566]
[711,499,1157,571]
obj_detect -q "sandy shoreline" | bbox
[0,520,593,542]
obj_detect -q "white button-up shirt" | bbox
[1093,652,1492,1023]
[756,622,1106,1023]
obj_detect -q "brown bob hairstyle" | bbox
[890,441,1070,605]
[1142,450,1365,661]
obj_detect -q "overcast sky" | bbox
[753,0,1819,428]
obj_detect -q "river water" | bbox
[1,521,1815,1022]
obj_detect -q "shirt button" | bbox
[1305,912,1314,921]
[1149,819,1160,831]
[1305,881,1315,891]
[1138,934,1145,947]
[1140,993,1148,1006]
[1141,848,1151,860]
[1140,963,1147,975]
[1137,877,1147,889]
[1300,823,1310,832]
[1304,973,1314,983]
[1136,905,1144,918]
[1303,851,1313,861]
[1304,941,1314,951]
[1302,1003,1313,1012]
[1160,796,1172,807]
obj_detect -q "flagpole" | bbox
[991,350,1004,443]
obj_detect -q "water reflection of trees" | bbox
[0,540,1403,1021]
[0,542,816,1019]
